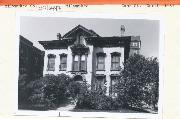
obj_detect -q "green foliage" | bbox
[115,54,159,111]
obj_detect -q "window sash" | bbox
[73,61,79,71]
[60,56,67,70]
[72,55,87,71]
[47,57,55,71]
[80,61,86,71]
[97,56,105,70]
[111,55,120,70]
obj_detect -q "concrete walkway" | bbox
[56,103,76,111]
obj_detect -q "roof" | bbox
[63,24,100,38]
[131,36,140,42]
[86,36,131,47]
[38,25,139,49]
[39,38,76,49]
[20,35,33,47]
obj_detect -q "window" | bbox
[72,55,87,71]
[80,55,86,71]
[131,42,140,48]
[73,55,79,71]
[47,54,56,71]
[95,76,106,91]
[96,53,106,70]
[110,76,118,97]
[132,42,138,47]
[79,35,85,44]
[75,35,85,45]
[111,52,121,70]
[59,54,67,70]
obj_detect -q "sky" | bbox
[20,16,160,58]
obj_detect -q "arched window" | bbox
[79,35,85,44]
[74,75,83,82]
[47,54,56,71]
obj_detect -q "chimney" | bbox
[120,25,125,36]
[57,33,62,40]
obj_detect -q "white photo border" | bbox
[15,10,165,119]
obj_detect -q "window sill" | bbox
[47,70,55,71]
[70,70,87,74]
[96,70,106,71]
[110,69,120,71]
[59,70,66,71]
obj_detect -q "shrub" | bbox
[43,74,70,105]
[115,54,159,111]
[26,74,70,110]
[18,73,35,108]
[67,81,89,102]
[76,89,122,110]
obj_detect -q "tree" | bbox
[116,54,159,111]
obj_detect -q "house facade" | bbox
[39,25,141,95]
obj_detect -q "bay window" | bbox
[72,54,87,71]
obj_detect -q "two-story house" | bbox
[39,25,141,95]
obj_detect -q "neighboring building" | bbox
[19,35,45,81]
[39,25,141,95]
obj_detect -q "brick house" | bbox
[39,25,141,95]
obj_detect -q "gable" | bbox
[63,25,99,38]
